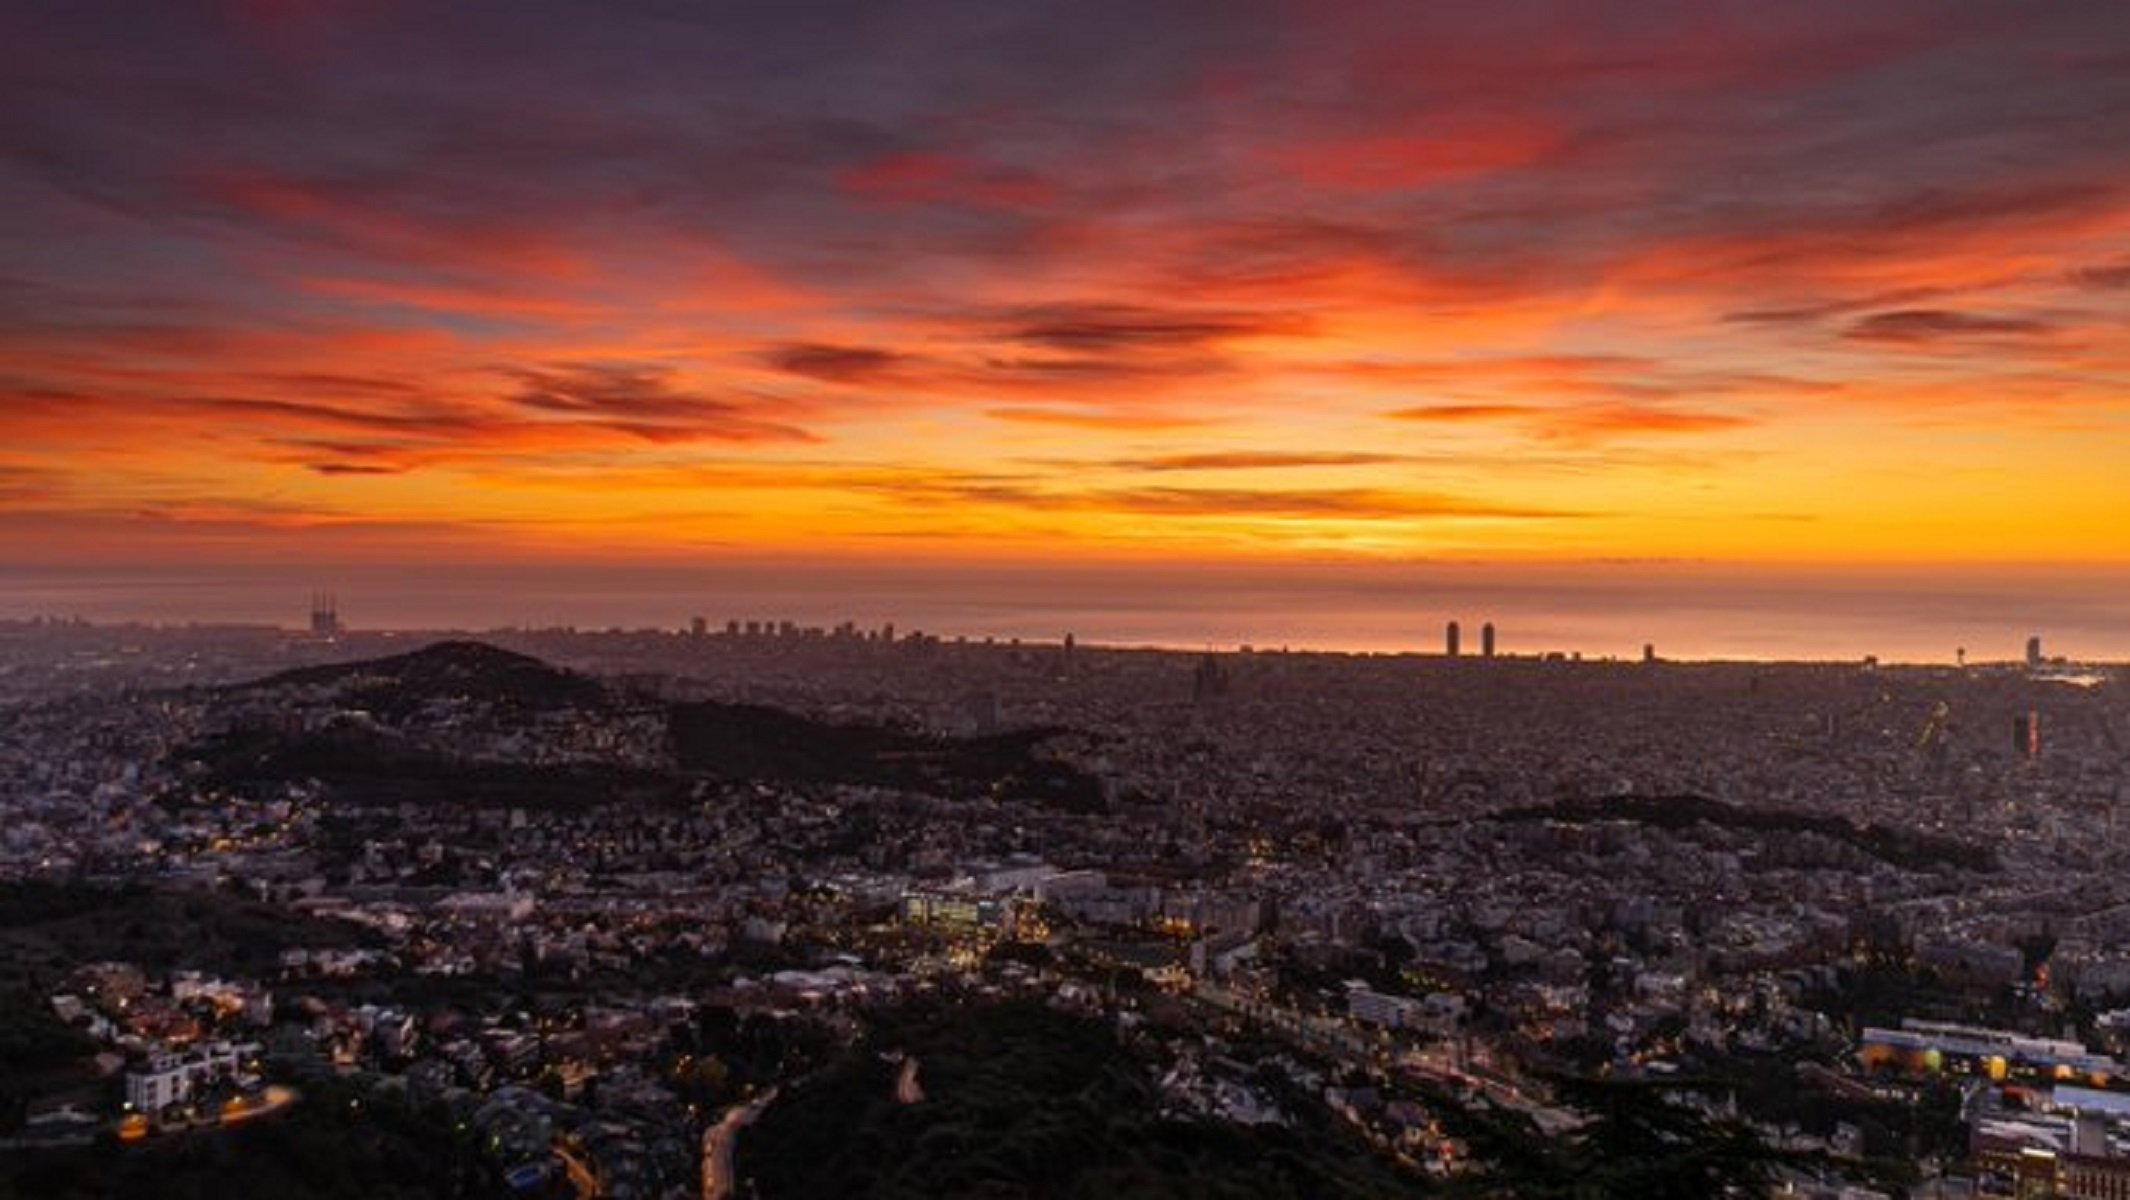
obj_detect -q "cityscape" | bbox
[7,1,2130,1198]
[0,609,2124,1197]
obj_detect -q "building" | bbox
[1481,622,1496,658]
[1445,621,1461,658]
[125,1062,191,1113]
[2029,635,2046,669]
[1858,1020,2119,1085]
[2016,711,2042,761]
[124,1042,255,1114]
[309,593,340,639]
[959,691,1001,735]
[901,888,1006,931]
[1038,870,1158,926]
[2058,1154,2130,1200]
[1347,985,1425,1029]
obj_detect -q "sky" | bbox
[4,1,2130,652]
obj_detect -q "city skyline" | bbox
[3,559,2124,666]
[5,1,2130,607]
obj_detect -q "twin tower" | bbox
[1443,620,1496,658]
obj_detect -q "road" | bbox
[894,1056,924,1105]
[701,1087,778,1200]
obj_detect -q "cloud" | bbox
[1388,404,1542,423]
[837,150,1054,210]
[762,343,909,383]
[1724,286,1953,326]
[1549,404,1756,439]
[2072,260,2130,290]
[498,364,819,444]
[983,407,1216,430]
[306,461,407,476]
[7,2,2130,566]
[0,464,62,505]
[1387,402,1755,442]
[994,303,1309,352]
[1843,309,2059,344]
[203,397,462,436]
[864,477,1583,521]
[1089,487,1580,520]
[973,353,1231,384]
[1857,182,2119,240]
[1095,451,1415,472]
[1267,117,1570,192]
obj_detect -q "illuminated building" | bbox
[900,889,1007,931]
[1858,1020,2119,1086]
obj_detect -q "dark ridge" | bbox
[1493,793,1995,872]
[178,721,681,812]
[174,642,1105,812]
[670,703,1107,812]
[237,639,609,712]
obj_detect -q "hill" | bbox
[670,703,1107,811]
[177,642,1106,813]
[239,639,609,716]
[1491,794,1995,873]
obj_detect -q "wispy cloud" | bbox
[1387,402,1757,442]
[1843,309,2061,345]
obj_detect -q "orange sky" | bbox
[4,1,2130,579]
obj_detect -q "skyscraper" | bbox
[1445,621,1461,657]
[1481,622,1496,658]
[2014,710,2041,760]
[309,593,340,639]
[2026,635,2044,668]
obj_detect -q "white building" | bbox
[123,1041,255,1114]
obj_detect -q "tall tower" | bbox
[1481,622,1496,659]
[2026,635,2044,669]
[2015,710,2041,761]
[1445,620,1461,657]
[309,593,341,639]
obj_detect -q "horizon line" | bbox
[5,615,2118,674]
